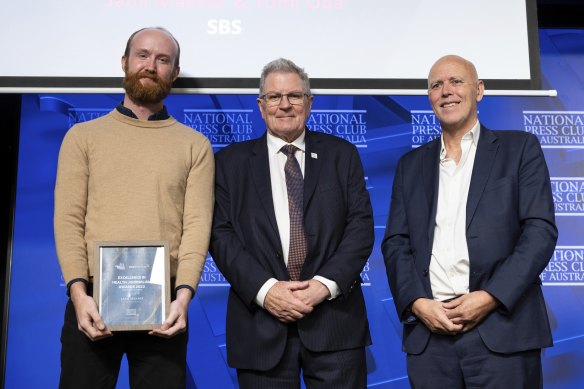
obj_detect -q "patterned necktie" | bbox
[280,144,307,281]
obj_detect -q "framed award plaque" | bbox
[93,241,170,331]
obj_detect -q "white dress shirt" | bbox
[430,122,480,301]
[255,131,340,307]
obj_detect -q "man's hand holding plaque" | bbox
[94,241,170,332]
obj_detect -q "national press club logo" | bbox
[528,112,584,286]
[410,110,441,147]
[308,109,368,148]
[182,108,254,147]
[523,111,584,148]
[541,247,584,285]
[547,180,584,284]
[551,177,584,216]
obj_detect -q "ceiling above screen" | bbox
[0,0,541,92]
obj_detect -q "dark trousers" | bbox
[59,299,188,389]
[237,325,367,389]
[407,327,543,389]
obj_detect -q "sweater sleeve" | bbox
[54,126,91,284]
[175,136,215,291]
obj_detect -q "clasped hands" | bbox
[411,290,499,335]
[264,279,331,323]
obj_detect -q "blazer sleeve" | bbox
[481,133,558,312]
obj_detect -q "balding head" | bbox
[124,27,180,68]
[428,55,479,89]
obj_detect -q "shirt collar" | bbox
[115,102,170,121]
[440,121,481,160]
[267,130,306,156]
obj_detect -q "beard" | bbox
[122,68,173,105]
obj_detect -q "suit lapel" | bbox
[303,130,322,212]
[249,134,280,236]
[423,140,441,244]
[466,127,499,229]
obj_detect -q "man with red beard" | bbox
[54,27,214,388]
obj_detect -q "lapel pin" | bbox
[311,153,318,159]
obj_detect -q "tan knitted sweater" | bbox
[54,109,214,291]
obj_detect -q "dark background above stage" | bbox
[538,0,584,28]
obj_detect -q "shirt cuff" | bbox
[313,276,340,300]
[255,278,279,308]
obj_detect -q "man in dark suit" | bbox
[210,58,373,388]
[382,55,557,388]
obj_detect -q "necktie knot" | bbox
[281,144,299,158]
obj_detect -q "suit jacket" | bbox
[210,130,374,370]
[381,126,557,355]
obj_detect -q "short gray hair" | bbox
[259,58,311,96]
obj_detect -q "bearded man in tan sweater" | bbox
[54,27,214,389]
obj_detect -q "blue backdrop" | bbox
[5,29,584,388]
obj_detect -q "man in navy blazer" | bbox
[210,58,373,388]
[382,55,557,388]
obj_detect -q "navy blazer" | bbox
[210,129,373,370]
[382,126,557,355]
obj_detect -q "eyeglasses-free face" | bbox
[427,56,484,133]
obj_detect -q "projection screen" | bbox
[0,0,542,92]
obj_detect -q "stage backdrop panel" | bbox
[4,29,584,388]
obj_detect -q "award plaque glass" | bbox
[94,241,170,331]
